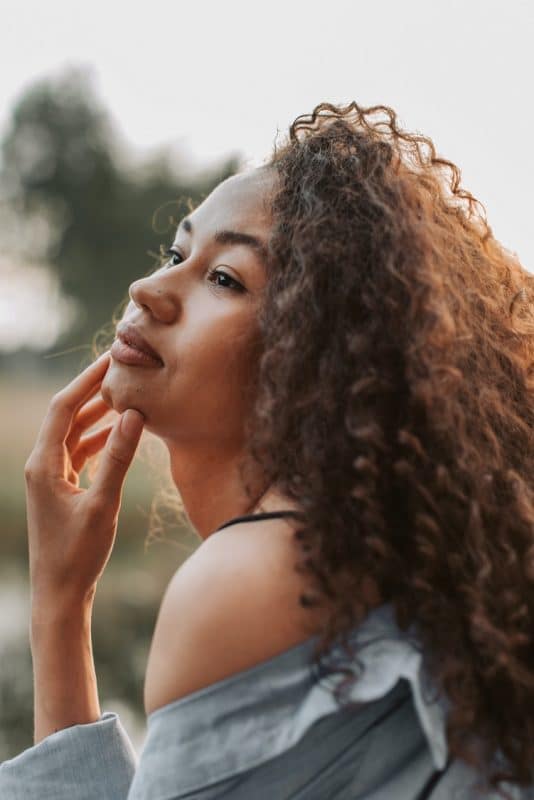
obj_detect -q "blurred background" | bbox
[1,0,532,760]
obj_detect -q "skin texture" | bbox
[24,356,145,741]
[100,167,281,539]
[24,166,319,744]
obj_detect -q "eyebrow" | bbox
[179,217,269,266]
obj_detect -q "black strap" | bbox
[414,756,454,799]
[214,509,304,533]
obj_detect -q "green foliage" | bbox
[0,66,232,759]
[0,540,186,760]
[0,66,242,368]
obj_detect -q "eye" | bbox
[165,247,184,267]
[164,247,245,293]
[206,267,245,293]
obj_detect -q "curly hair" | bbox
[235,102,534,796]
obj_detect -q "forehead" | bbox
[187,168,274,237]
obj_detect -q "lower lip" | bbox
[110,338,163,367]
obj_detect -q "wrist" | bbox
[29,566,97,606]
[29,599,101,743]
[30,587,95,636]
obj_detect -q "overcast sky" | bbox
[1,0,533,349]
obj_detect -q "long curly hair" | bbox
[236,102,534,796]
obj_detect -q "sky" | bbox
[1,0,533,350]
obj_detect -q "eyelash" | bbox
[164,247,245,293]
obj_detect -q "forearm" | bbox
[30,595,101,744]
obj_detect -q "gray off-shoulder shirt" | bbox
[1,511,532,799]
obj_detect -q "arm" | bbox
[23,352,143,740]
[30,595,99,743]
[0,353,143,798]
[2,596,139,798]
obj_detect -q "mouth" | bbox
[111,323,164,367]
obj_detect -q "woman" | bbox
[1,101,533,799]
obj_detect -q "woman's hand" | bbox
[24,351,145,610]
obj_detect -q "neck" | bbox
[165,438,269,541]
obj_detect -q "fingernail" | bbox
[120,409,145,437]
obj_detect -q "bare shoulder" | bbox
[144,515,325,717]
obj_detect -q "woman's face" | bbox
[101,167,274,447]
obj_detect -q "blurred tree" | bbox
[0,68,232,759]
[0,67,241,368]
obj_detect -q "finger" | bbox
[71,425,114,474]
[66,396,115,452]
[36,352,111,453]
[89,409,145,509]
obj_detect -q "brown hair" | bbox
[238,101,534,795]
[93,99,534,796]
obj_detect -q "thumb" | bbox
[90,409,145,504]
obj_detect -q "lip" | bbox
[112,323,164,367]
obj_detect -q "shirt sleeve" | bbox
[0,712,137,800]
[0,604,456,800]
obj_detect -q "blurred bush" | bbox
[0,65,242,374]
[0,65,239,759]
[0,542,189,759]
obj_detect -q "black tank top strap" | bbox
[214,509,304,533]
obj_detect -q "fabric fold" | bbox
[0,603,454,799]
[0,711,137,800]
[126,603,450,798]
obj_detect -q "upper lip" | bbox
[116,322,163,364]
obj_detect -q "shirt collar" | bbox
[320,602,450,770]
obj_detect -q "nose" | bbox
[128,274,177,324]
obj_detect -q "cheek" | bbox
[99,314,262,434]
[177,327,259,414]
[185,316,257,379]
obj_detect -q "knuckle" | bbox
[24,454,41,481]
[24,445,50,483]
[49,390,64,408]
[50,389,73,412]
[48,397,64,417]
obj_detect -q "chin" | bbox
[100,369,142,416]
[100,370,119,410]
[100,368,162,437]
